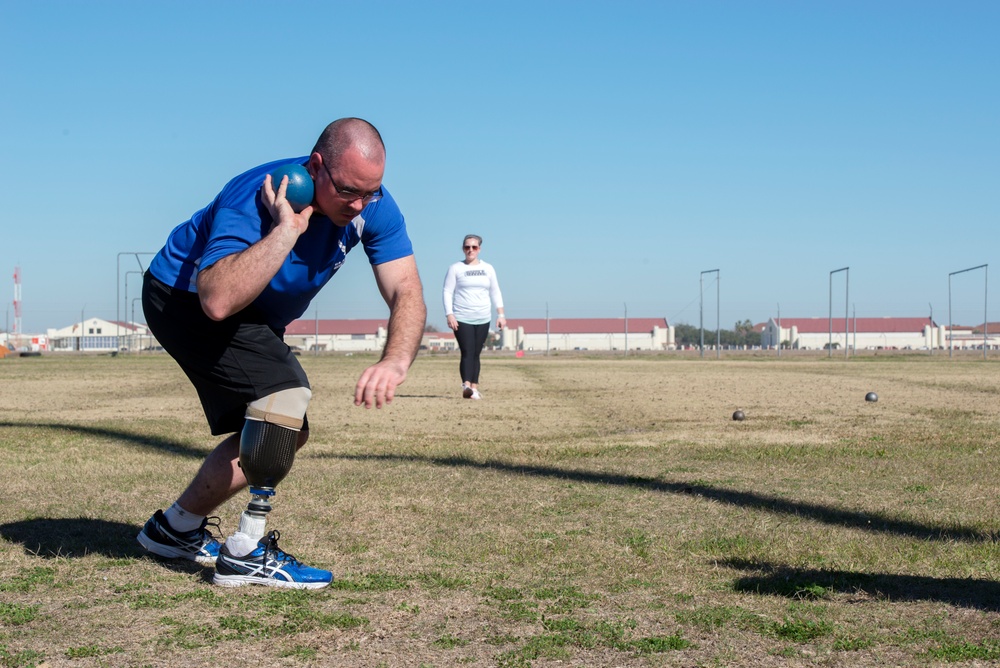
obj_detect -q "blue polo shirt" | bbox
[149,157,413,330]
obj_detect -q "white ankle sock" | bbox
[237,511,266,541]
[163,502,205,533]
[225,532,261,557]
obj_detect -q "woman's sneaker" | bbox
[137,510,221,566]
[462,384,474,399]
[212,530,332,589]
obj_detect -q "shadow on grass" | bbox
[0,420,207,459]
[0,421,210,568]
[1,517,143,560]
[394,394,453,399]
[0,517,209,576]
[723,557,1000,612]
[0,517,209,579]
[328,453,998,544]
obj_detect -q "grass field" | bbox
[1,351,999,667]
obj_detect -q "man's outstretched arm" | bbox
[354,255,426,408]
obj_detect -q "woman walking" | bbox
[442,235,506,399]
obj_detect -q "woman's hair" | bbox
[463,235,483,247]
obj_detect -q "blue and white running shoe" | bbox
[212,530,332,589]
[137,510,221,566]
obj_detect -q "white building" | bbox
[760,316,967,350]
[47,318,152,352]
[285,319,464,353]
[947,322,1000,350]
[284,319,388,352]
[422,330,457,351]
[501,318,674,352]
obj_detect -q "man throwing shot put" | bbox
[137,118,426,588]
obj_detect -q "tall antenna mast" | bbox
[13,266,22,350]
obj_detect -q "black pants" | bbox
[455,321,489,384]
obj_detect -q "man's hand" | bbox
[354,358,408,409]
[261,173,314,236]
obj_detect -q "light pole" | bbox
[117,252,154,352]
[700,269,720,359]
[929,303,934,355]
[123,271,143,352]
[545,303,550,356]
[776,303,781,357]
[828,267,849,359]
[131,298,143,353]
[948,264,988,360]
[623,303,628,357]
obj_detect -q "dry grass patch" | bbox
[1,352,999,666]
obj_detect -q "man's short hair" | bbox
[313,118,385,166]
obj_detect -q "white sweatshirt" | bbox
[442,260,504,325]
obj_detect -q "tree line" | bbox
[674,319,762,347]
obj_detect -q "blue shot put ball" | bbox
[269,164,315,212]
[865,392,878,402]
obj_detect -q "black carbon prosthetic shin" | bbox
[239,419,298,491]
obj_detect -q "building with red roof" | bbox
[285,317,675,353]
[283,319,389,352]
[761,316,955,350]
[502,318,673,352]
[283,319,457,352]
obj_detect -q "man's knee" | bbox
[245,387,312,429]
[239,387,312,490]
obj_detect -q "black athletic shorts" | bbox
[142,271,310,436]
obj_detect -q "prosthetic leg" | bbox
[211,386,332,587]
[226,387,311,556]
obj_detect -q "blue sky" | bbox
[2,1,997,334]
